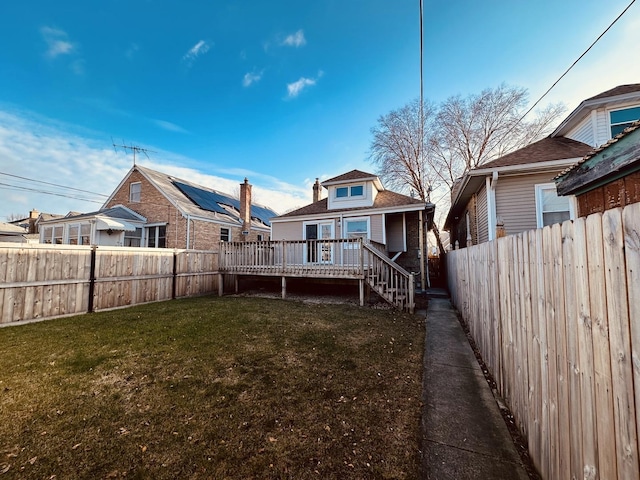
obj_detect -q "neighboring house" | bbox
[46,165,277,249]
[39,206,146,246]
[555,120,640,216]
[270,169,435,281]
[0,222,29,243]
[444,84,640,248]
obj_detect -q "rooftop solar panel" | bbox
[173,180,276,226]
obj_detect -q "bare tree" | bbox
[430,84,565,191]
[5,213,28,222]
[369,98,441,202]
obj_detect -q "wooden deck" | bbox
[218,239,415,312]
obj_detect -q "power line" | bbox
[0,171,109,197]
[518,0,636,123]
[0,182,105,204]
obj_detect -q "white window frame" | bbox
[343,216,370,241]
[145,223,167,248]
[334,184,364,199]
[608,106,640,138]
[129,182,141,203]
[534,183,575,228]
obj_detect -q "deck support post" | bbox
[234,275,239,293]
[218,273,224,296]
[281,276,287,299]
[359,279,364,306]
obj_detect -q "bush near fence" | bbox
[0,244,219,325]
[447,203,640,480]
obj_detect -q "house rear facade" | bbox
[271,170,435,282]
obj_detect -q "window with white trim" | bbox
[610,106,640,137]
[146,225,166,248]
[335,184,364,198]
[129,182,141,203]
[535,184,573,228]
[124,228,142,247]
[344,217,369,240]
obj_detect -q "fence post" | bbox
[172,250,178,299]
[88,245,97,313]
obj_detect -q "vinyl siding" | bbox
[271,221,303,240]
[476,185,489,244]
[566,114,595,146]
[369,214,384,243]
[386,213,405,252]
[495,170,564,236]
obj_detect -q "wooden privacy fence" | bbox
[0,243,219,325]
[446,203,640,480]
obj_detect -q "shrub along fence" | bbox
[446,203,640,480]
[0,244,219,325]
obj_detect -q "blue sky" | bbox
[1,0,639,221]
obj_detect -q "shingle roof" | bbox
[479,137,592,169]
[277,190,425,218]
[585,84,640,102]
[322,170,378,184]
[134,165,278,228]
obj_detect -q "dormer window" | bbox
[335,184,364,198]
[610,106,640,136]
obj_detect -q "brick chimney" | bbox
[239,178,252,236]
[28,209,39,234]
[313,178,321,203]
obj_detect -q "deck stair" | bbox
[362,242,414,312]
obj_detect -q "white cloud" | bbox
[242,70,263,87]
[286,74,321,98]
[41,26,74,58]
[183,40,211,65]
[0,108,309,219]
[152,119,190,134]
[281,29,306,48]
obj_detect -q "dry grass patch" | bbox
[0,295,424,479]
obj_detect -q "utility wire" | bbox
[518,0,636,124]
[0,183,105,204]
[0,171,109,197]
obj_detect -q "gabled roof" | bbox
[106,165,278,229]
[555,120,640,196]
[321,169,384,191]
[480,137,592,169]
[444,137,592,229]
[274,190,428,219]
[552,83,640,138]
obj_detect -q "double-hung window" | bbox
[146,225,166,248]
[129,182,141,203]
[535,183,574,228]
[344,217,369,242]
[220,228,230,242]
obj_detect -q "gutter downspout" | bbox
[487,171,498,241]
[186,215,191,250]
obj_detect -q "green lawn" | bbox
[0,295,424,479]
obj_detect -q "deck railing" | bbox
[219,239,414,312]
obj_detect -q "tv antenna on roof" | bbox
[112,138,156,165]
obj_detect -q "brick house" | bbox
[40,165,277,249]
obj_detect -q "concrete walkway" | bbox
[420,296,530,479]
